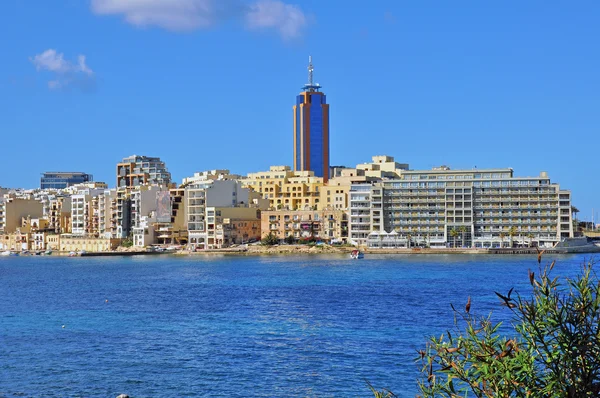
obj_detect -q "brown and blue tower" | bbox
[293,56,330,182]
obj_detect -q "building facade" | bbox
[243,166,323,211]
[186,177,265,250]
[354,167,573,249]
[293,56,330,182]
[40,172,93,189]
[0,196,44,234]
[261,209,348,242]
[116,155,171,188]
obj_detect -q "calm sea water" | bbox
[0,253,593,397]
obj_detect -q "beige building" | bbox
[322,155,409,211]
[261,209,348,242]
[47,196,72,234]
[1,231,31,251]
[243,166,324,211]
[46,235,120,252]
[154,187,187,246]
[185,174,267,250]
[0,196,44,234]
[205,207,261,249]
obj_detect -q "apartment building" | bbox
[348,183,378,246]
[46,195,71,234]
[261,209,348,242]
[71,188,104,236]
[355,167,573,249]
[98,189,117,238]
[186,177,267,250]
[116,155,171,188]
[0,195,44,234]
[154,187,187,246]
[243,166,324,210]
[205,207,261,248]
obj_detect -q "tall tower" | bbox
[293,56,330,182]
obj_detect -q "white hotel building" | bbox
[349,167,573,249]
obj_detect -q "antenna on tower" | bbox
[308,55,314,86]
[303,55,321,92]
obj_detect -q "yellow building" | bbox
[261,209,348,242]
[243,166,324,211]
[0,231,30,251]
[0,196,44,234]
[46,235,120,252]
[47,196,71,234]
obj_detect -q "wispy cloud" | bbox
[246,0,306,39]
[90,0,308,39]
[30,49,95,91]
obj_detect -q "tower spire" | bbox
[308,55,314,87]
[303,55,320,92]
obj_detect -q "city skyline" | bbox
[1,1,599,218]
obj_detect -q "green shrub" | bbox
[371,257,600,396]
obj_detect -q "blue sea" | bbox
[0,253,593,397]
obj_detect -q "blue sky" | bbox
[1,1,599,219]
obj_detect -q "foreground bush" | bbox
[372,256,600,397]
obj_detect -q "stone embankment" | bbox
[181,245,491,255]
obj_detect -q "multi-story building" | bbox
[348,184,377,246]
[40,172,93,189]
[205,207,261,248]
[243,166,324,211]
[71,188,104,236]
[261,209,348,242]
[293,56,330,182]
[182,170,242,186]
[0,195,44,234]
[154,187,187,246]
[98,189,117,238]
[357,167,573,249]
[116,155,171,188]
[186,177,267,250]
[46,195,71,234]
[320,155,410,212]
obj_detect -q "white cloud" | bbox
[246,0,306,39]
[90,0,307,39]
[91,0,214,31]
[30,49,94,91]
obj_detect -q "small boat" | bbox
[45,250,53,255]
[350,249,364,259]
[68,251,77,257]
[0,250,11,256]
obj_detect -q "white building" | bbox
[185,178,254,250]
[354,167,574,249]
[71,188,104,236]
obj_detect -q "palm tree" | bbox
[406,232,412,249]
[458,226,468,248]
[449,228,459,248]
[499,232,506,248]
[508,226,517,248]
[527,233,535,247]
